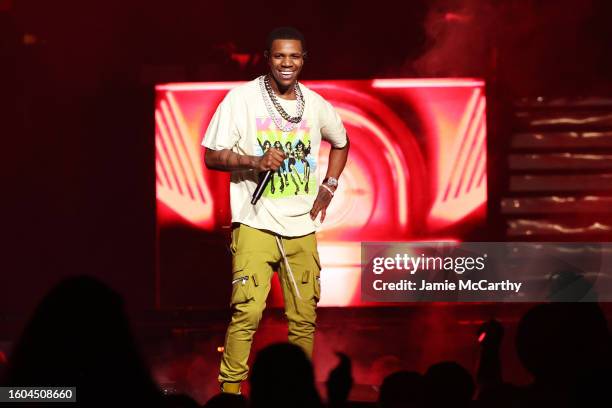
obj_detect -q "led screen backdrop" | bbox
[155,79,487,308]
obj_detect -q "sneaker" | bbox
[220,381,241,394]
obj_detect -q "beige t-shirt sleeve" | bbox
[201,91,241,150]
[320,99,348,148]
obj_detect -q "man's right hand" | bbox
[254,148,286,172]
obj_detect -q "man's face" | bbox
[267,39,305,89]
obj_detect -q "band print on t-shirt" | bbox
[255,117,316,198]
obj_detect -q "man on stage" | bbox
[202,26,349,394]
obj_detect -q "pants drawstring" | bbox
[275,236,302,301]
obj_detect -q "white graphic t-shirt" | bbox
[201,77,347,237]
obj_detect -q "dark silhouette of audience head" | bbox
[165,393,203,408]
[378,370,425,408]
[203,392,247,408]
[516,303,610,386]
[425,361,474,408]
[326,352,353,407]
[4,276,162,406]
[250,342,321,408]
[514,302,612,406]
[477,383,522,408]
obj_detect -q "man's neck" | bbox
[267,74,296,100]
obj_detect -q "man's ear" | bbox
[302,51,308,61]
[263,50,269,60]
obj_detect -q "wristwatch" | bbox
[323,177,338,188]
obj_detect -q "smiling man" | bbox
[202,27,349,394]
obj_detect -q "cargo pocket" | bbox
[230,254,255,307]
[300,252,322,303]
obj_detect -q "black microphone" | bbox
[251,170,272,205]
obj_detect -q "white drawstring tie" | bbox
[275,236,302,300]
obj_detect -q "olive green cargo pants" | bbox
[219,223,321,384]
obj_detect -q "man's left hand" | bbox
[310,186,334,222]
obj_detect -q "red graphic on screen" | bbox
[155,79,487,307]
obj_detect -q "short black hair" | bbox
[266,26,306,52]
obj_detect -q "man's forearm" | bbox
[324,137,350,181]
[204,148,259,172]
